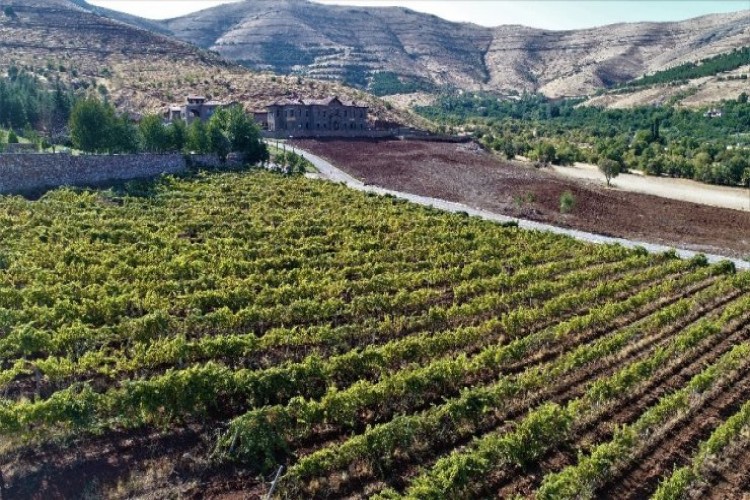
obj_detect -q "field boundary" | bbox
[290,144,750,270]
[0,153,229,195]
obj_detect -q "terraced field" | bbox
[0,170,748,499]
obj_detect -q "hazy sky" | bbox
[87,1,749,29]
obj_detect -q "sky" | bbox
[86,1,749,29]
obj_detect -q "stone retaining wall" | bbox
[262,129,396,140]
[0,153,228,195]
[262,129,470,143]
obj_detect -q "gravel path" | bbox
[287,144,750,270]
[551,162,750,212]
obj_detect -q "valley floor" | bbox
[292,139,750,261]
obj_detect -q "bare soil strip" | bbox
[692,438,750,499]
[293,139,750,260]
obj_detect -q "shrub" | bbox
[560,191,576,214]
[7,130,18,143]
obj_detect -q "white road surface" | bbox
[283,143,750,270]
[551,162,750,212]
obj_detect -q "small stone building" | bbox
[168,96,229,124]
[266,97,368,135]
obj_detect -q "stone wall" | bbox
[0,153,228,195]
[3,143,38,153]
[262,129,397,140]
[262,128,471,143]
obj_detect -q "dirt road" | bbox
[551,162,750,212]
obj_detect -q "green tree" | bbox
[726,153,749,184]
[208,118,231,162]
[7,130,18,144]
[169,119,187,152]
[139,114,171,153]
[738,92,748,104]
[186,120,210,153]
[555,144,579,166]
[599,158,621,187]
[205,106,268,164]
[69,97,139,153]
[534,142,557,165]
[110,115,140,153]
[224,105,268,164]
[69,97,112,153]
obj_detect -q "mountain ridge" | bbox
[149,0,749,98]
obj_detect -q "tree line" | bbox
[0,70,267,164]
[622,46,749,89]
[69,97,267,163]
[0,67,74,136]
[419,92,750,187]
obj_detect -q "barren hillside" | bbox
[0,0,424,126]
[158,0,750,99]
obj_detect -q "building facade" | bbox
[266,97,368,135]
[168,96,229,124]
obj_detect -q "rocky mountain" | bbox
[0,0,423,125]
[156,0,750,98]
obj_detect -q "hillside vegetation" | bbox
[419,92,750,186]
[0,170,749,498]
[623,46,749,88]
[0,0,423,127]
[581,46,749,108]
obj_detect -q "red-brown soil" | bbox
[293,139,750,259]
[694,438,750,499]
[1,424,265,500]
[293,277,734,498]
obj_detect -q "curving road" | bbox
[284,143,750,270]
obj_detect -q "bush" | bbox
[560,191,576,214]
[7,130,18,143]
